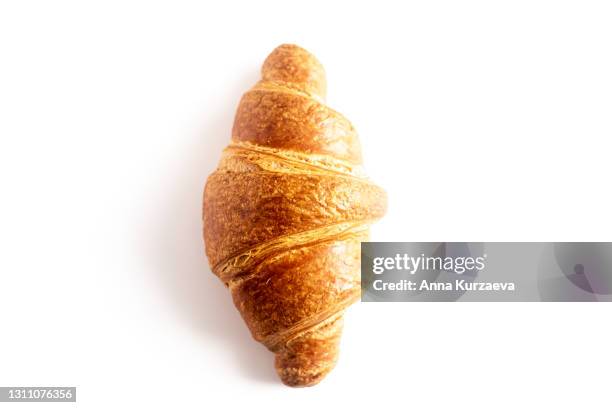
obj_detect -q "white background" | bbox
[1,1,611,407]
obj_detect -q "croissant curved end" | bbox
[274,315,344,387]
[261,44,327,101]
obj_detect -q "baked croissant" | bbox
[203,44,386,387]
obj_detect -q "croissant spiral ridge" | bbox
[203,44,386,386]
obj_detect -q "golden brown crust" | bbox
[229,236,363,347]
[203,44,386,387]
[275,315,344,387]
[204,170,385,270]
[232,87,362,163]
[260,44,327,101]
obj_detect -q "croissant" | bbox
[203,44,386,387]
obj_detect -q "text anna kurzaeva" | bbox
[370,252,515,292]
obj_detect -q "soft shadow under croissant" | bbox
[203,44,386,387]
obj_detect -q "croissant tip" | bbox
[272,316,343,387]
[261,43,327,100]
[275,359,331,387]
[273,43,310,53]
[278,372,326,388]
